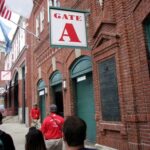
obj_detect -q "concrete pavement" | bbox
[0,116,116,150]
[0,116,29,150]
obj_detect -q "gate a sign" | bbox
[50,7,88,49]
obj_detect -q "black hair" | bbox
[25,127,46,150]
[0,112,3,124]
[63,116,87,147]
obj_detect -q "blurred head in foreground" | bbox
[63,116,87,148]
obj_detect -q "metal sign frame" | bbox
[49,7,89,49]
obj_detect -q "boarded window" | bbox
[99,57,121,121]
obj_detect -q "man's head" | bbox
[63,116,87,147]
[50,104,57,113]
[0,112,3,124]
[33,103,38,108]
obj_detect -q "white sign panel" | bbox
[50,8,88,48]
[1,71,11,80]
[77,76,86,82]
[39,90,45,96]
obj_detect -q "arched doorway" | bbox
[14,73,19,115]
[22,66,26,123]
[50,71,64,116]
[70,56,96,143]
[37,80,46,122]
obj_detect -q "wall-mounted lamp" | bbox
[63,80,67,90]
[45,87,48,94]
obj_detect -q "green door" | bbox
[75,73,96,143]
[39,90,46,122]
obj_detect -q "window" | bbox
[144,15,150,72]
[36,7,45,36]
[36,15,40,36]
[47,0,60,22]
[99,0,103,6]
[99,57,121,121]
[40,7,44,32]
[49,0,60,7]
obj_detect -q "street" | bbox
[0,116,28,150]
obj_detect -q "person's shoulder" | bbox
[83,148,97,150]
[0,130,13,141]
[43,115,51,121]
[1,131,12,138]
[0,129,3,134]
[0,130,6,136]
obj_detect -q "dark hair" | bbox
[0,112,3,124]
[63,116,87,146]
[25,127,46,150]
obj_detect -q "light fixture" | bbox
[45,87,48,94]
[63,80,67,90]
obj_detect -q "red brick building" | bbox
[0,51,6,105]
[91,0,150,149]
[18,0,150,149]
[3,19,27,121]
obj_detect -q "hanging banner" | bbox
[1,70,11,80]
[50,7,88,49]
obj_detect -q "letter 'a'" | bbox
[59,23,81,42]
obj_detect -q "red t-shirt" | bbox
[30,108,40,119]
[41,113,64,140]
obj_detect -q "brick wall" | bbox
[92,0,150,149]
[26,0,150,149]
[0,52,5,86]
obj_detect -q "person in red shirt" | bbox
[41,104,64,150]
[30,103,40,128]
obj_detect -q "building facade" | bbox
[4,0,150,150]
[4,18,28,123]
[92,0,150,149]
[0,50,6,106]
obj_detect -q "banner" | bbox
[0,0,12,20]
[0,20,11,52]
[1,70,11,80]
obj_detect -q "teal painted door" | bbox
[75,73,96,143]
[39,93,46,122]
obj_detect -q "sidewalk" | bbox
[0,116,116,150]
[0,116,29,150]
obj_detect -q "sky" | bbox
[0,12,20,42]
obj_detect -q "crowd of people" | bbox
[0,104,97,150]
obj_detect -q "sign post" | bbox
[50,7,89,49]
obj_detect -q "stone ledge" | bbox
[95,144,118,150]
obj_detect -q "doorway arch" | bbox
[14,72,19,115]
[70,56,96,143]
[50,70,64,116]
[37,79,46,122]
